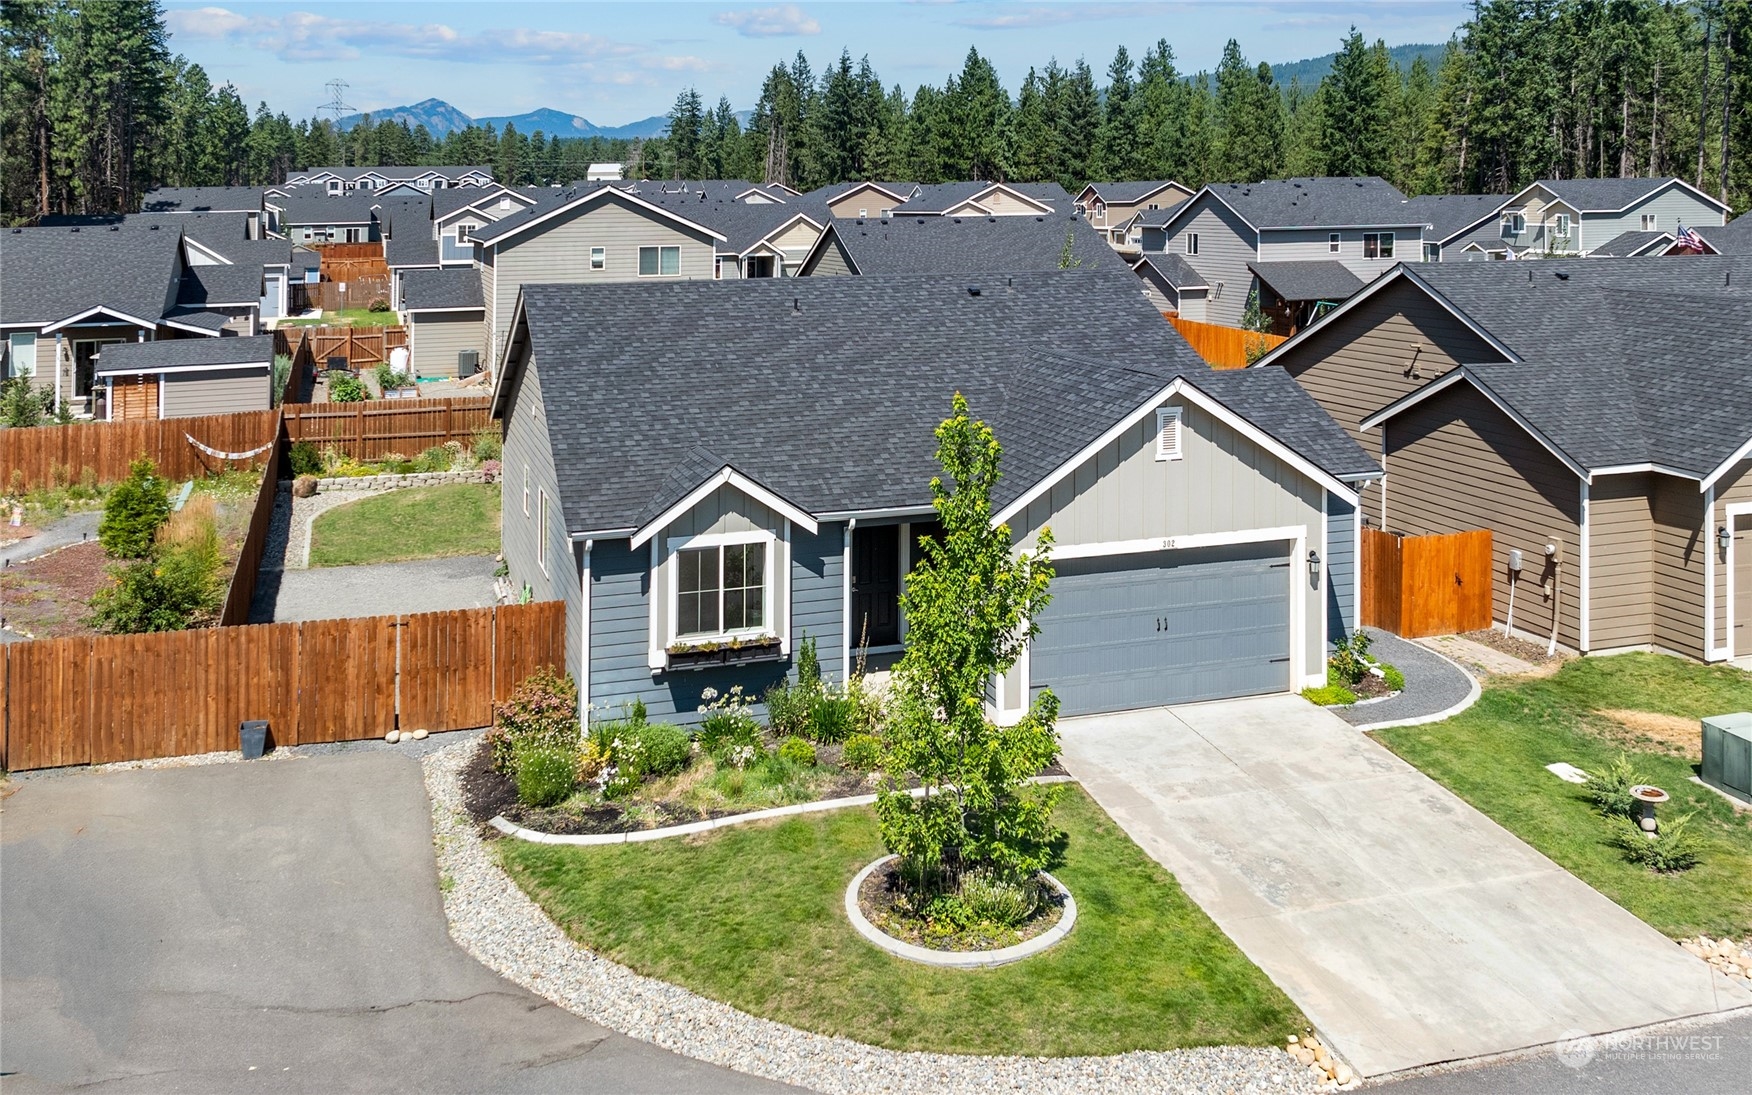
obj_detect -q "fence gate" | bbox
[1361,528,1493,638]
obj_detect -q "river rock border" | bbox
[845,854,1077,969]
[423,737,1317,1095]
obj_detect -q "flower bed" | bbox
[856,856,1068,953]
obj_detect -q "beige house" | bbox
[1074,181,1194,251]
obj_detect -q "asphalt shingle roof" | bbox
[1589,230,1674,257]
[403,268,483,311]
[509,267,1374,533]
[639,191,829,252]
[1532,177,1711,212]
[179,261,262,307]
[97,334,274,373]
[895,181,1063,214]
[288,165,492,184]
[466,183,630,244]
[1697,216,1752,255]
[0,223,183,326]
[1132,253,1207,289]
[140,186,264,213]
[1086,181,1189,205]
[1145,176,1416,230]
[818,213,1125,275]
[267,192,380,226]
[1249,260,1365,302]
[1400,193,1510,242]
[384,232,440,267]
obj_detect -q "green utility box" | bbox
[1701,712,1752,804]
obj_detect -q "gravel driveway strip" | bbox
[424,739,1317,1095]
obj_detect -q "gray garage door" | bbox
[1031,542,1293,716]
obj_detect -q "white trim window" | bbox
[1328,232,1341,254]
[590,246,606,271]
[1363,232,1394,259]
[669,532,773,642]
[1155,406,1184,461]
[1554,212,1571,236]
[455,223,473,243]
[638,245,682,277]
[1184,232,1199,256]
[537,490,549,575]
[1501,212,1525,236]
[857,207,868,217]
[7,332,38,378]
[1641,213,1658,231]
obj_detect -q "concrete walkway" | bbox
[0,752,795,1094]
[1059,694,1752,1079]
[1332,628,1478,729]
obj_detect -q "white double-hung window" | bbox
[638,245,682,276]
[7,332,37,378]
[670,532,772,641]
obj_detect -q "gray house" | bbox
[489,268,1377,725]
[402,268,485,378]
[1399,193,1510,261]
[797,212,1122,277]
[1130,253,1209,319]
[1073,181,1195,251]
[96,334,275,420]
[1137,177,1427,327]
[1488,177,1729,257]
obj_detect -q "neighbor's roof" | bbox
[1696,216,1752,255]
[814,212,1124,275]
[1145,176,1416,230]
[1084,180,1190,205]
[384,232,440,268]
[289,165,493,183]
[178,261,262,307]
[267,192,381,225]
[469,183,723,245]
[893,181,1060,215]
[1131,252,1208,290]
[1400,193,1510,242]
[640,191,829,253]
[403,267,483,311]
[1527,176,1729,214]
[1248,260,1365,302]
[501,267,1374,533]
[97,334,274,374]
[0,222,184,327]
[140,186,265,213]
[1589,230,1675,257]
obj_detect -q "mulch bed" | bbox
[1,541,111,638]
[858,863,1066,952]
[1351,672,1395,700]
[1461,627,1567,665]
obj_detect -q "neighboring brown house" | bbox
[1255,257,1752,661]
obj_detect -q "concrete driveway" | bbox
[1058,695,1752,1079]
[0,753,794,1094]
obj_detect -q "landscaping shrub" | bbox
[776,735,817,767]
[0,376,51,428]
[272,353,294,404]
[1611,811,1703,872]
[1383,664,1406,692]
[514,744,577,807]
[329,374,367,403]
[88,520,223,634]
[955,869,1041,927]
[795,635,822,690]
[374,362,399,392]
[1587,753,1647,819]
[413,445,453,473]
[1301,668,1357,706]
[288,440,323,477]
[806,691,857,743]
[1329,630,1374,685]
[763,680,811,736]
[576,739,612,786]
[842,732,884,771]
[98,457,172,558]
[489,667,580,774]
[624,721,691,781]
[367,297,392,313]
[696,686,762,764]
[470,425,503,462]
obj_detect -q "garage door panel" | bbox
[1033,543,1293,716]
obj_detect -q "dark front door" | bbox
[851,526,902,648]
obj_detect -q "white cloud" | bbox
[714,5,822,38]
[165,7,637,65]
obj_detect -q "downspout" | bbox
[1704,485,1717,659]
[841,518,856,684]
[579,539,593,730]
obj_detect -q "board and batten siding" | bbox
[158,366,270,418]
[1711,458,1752,657]
[498,352,585,680]
[1142,195,1258,327]
[1588,472,1656,650]
[486,194,718,361]
[588,521,846,725]
[1258,226,1426,282]
[409,310,485,378]
[1384,384,1583,650]
[1326,493,1358,644]
[1011,395,1328,673]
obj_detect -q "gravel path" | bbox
[0,510,101,567]
[422,738,1320,1095]
[256,554,498,622]
[1334,629,1478,729]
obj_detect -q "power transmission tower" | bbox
[325,78,353,165]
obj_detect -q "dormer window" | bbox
[1155,407,1184,461]
[327,179,341,195]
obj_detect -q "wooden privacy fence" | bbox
[1,409,279,489]
[0,600,565,771]
[298,323,408,369]
[1361,528,1493,638]
[273,328,317,405]
[284,397,492,457]
[1167,316,1289,369]
[218,422,288,626]
[308,276,393,313]
[308,242,384,262]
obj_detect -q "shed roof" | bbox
[1131,252,1208,290]
[403,267,483,311]
[97,334,274,374]
[1248,260,1365,302]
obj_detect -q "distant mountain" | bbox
[338,99,678,139]
[1269,43,1447,88]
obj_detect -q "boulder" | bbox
[412,728,430,741]
[384,730,399,743]
[1335,1063,1354,1084]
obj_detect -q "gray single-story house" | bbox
[97,333,276,420]
[402,268,485,378]
[489,267,1379,726]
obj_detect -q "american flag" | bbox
[1675,224,1707,253]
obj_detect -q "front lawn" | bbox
[499,786,1302,1056]
[1374,654,1752,939]
[308,483,499,567]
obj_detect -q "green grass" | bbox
[499,787,1302,1056]
[308,483,499,567]
[281,307,401,328]
[1374,654,1752,939]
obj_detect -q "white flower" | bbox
[701,687,720,702]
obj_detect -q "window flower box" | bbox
[665,635,783,671]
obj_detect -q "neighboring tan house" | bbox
[488,267,1377,725]
[97,333,276,420]
[402,268,486,378]
[1487,177,1729,257]
[1398,193,1510,261]
[467,184,727,365]
[797,211,1121,277]
[811,181,917,220]
[1137,177,1427,327]
[1073,181,1194,251]
[1253,256,1752,661]
[891,181,1066,218]
[1130,254,1209,320]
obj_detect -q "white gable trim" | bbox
[630,465,818,548]
[1360,367,1592,481]
[42,305,162,333]
[156,318,228,336]
[1144,187,1260,239]
[828,181,910,205]
[796,224,861,275]
[478,186,728,249]
[1700,435,1752,493]
[737,211,825,257]
[966,183,1054,214]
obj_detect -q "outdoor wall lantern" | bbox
[1720,526,1733,553]
[1307,549,1321,584]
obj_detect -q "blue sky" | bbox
[164,1,1471,124]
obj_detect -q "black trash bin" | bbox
[239,720,271,760]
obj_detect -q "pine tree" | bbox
[1055,59,1101,189]
[1135,40,1189,183]
[1321,27,1393,178]
[665,87,705,178]
[1095,45,1139,179]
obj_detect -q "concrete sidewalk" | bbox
[1059,695,1751,1079]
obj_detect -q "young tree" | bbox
[98,456,171,558]
[875,394,1062,887]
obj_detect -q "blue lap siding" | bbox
[1326,493,1357,645]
